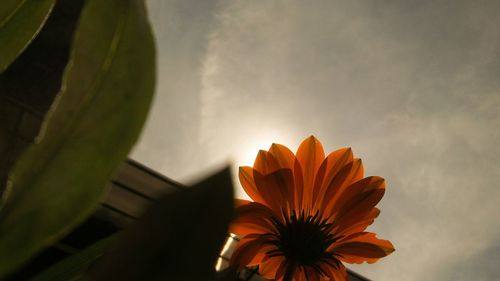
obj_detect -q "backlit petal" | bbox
[293,159,305,211]
[332,232,395,264]
[335,208,380,237]
[312,148,353,208]
[230,201,279,236]
[269,143,306,210]
[254,150,280,174]
[303,266,319,281]
[253,169,295,215]
[249,243,277,266]
[329,176,385,222]
[317,161,355,212]
[295,267,305,281]
[321,159,364,215]
[230,238,266,270]
[275,260,288,281]
[239,166,265,203]
[269,143,296,170]
[326,262,347,281]
[296,136,325,210]
[260,256,283,279]
[235,198,251,207]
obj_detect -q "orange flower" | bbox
[230,136,394,281]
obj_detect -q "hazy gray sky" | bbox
[132,0,500,279]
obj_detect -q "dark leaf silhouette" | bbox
[0,0,55,72]
[29,234,118,281]
[0,0,155,276]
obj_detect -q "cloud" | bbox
[137,0,500,279]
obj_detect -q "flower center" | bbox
[271,211,338,266]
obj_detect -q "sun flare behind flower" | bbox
[229,136,395,281]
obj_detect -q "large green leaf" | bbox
[0,0,156,277]
[86,168,235,281]
[29,234,119,281]
[0,0,56,72]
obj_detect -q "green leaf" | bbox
[0,0,56,72]
[30,234,119,281]
[0,0,156,277]
[86,168,235,281]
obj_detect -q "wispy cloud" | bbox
[136,0,500,279]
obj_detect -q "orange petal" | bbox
[269,143,296,170]
[282,263,297,281]
[253,169,295,215]
[312,148,353,208]
[260,256,283,279]
[296,267,304,281]
[296,136,325,210]
[230,238,266,270]
[230,224,267,237]
[318,161,355,212]
[312,156,327,203]
[335,208,380,237]
[330,176,385,221]
[235,198,252,207]
[239,166,265,203]
[230,199,265,236]
[348,158,364,184]
[293,267,304,281]
[317,262,341,281]
[304,266,320,281]
[230,201,278,236]
[254,150,280,174]
[275,259,288,281]
[325,262,347,281]
[248,242,277,266]
[269,143,305,210]
[293,159,305,211]
[331,232,395,264]
[321,159,364,215]
[235,201,275,218]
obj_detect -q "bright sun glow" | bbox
[235,131,299,167]
[232,129,300,199]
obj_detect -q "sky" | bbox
[131,0,500,280]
